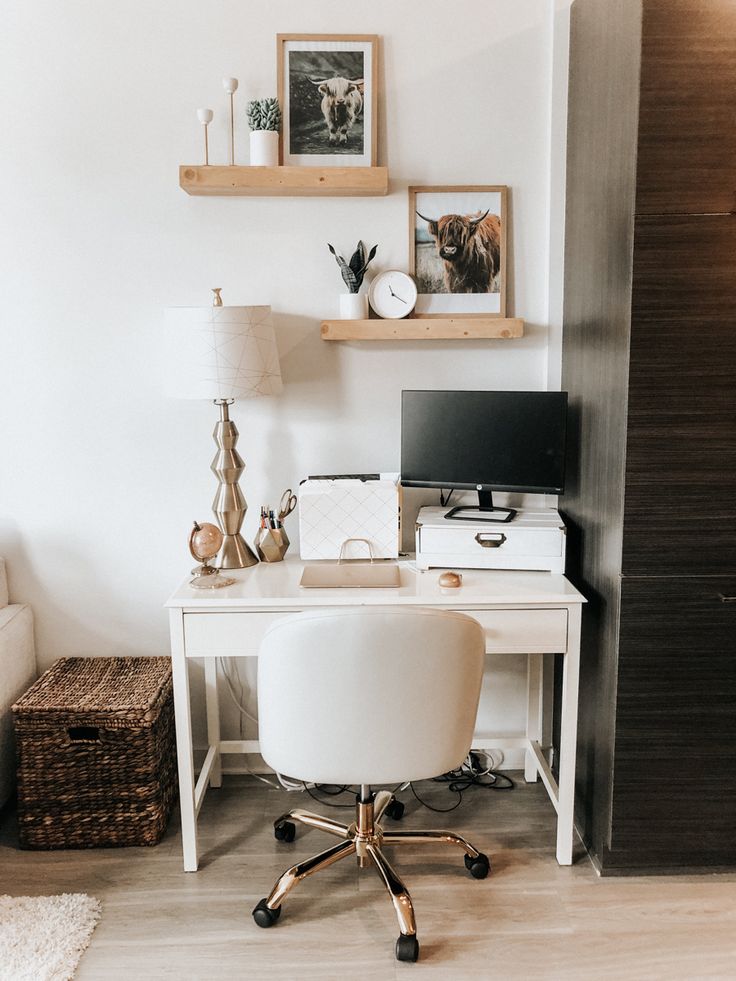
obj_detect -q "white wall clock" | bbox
[368,270,418,320]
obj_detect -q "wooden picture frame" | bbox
[409,185,508,318]
[277,34,378,167]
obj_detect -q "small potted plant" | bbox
[246,98,281,166]
[328,241,378,319]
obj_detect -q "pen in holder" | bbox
[254,488,297,562]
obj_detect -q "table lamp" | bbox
[164,291,283,569]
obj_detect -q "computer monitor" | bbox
[400,390,568,523]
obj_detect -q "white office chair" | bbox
[252,607,490,963]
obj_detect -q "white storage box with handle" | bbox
[299,474,401,560]
[415,507,566,572]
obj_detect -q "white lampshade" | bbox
[164,305,283,400]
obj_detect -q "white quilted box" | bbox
[298,474,401,560]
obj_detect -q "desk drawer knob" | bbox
[474,533,507,549]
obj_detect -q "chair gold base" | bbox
[252,788,491,962]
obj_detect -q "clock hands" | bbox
[388,285,408,304]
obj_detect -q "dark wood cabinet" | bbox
[636,0,736,215]
[624,214,736,575]
[562,0,736,872]
[610,577,736,869]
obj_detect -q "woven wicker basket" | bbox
[12,656,177,849]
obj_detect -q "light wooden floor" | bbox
[2,774,736,980]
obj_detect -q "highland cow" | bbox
[417,209,502,293]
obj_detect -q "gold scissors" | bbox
[278,488,297,522]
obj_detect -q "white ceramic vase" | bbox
[339,293,368,320]
[249,130,279,167]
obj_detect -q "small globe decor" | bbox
[188,521,236,589]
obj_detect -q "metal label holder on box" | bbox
[298,473,401,561]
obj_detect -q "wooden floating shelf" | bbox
[179,165,388,197]
[321,317,524,341]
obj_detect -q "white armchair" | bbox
[0,557,37,808]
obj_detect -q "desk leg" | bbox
[525,654,543,782]
[204,657,222,788]
[169,608,199,872]
[556,604,582,866]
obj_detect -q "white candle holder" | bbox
[196,108,213,165]
[222,77,239,165]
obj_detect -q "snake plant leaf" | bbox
[355,244,379,282]
[357,244,377,274]
[328,242,347,273]
[328,241,377,292]
[328,243,359,292]
[349,241,365,275]
[341,266,358,292]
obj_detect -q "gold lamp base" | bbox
[211,400,259,569]
[219,532,258,569]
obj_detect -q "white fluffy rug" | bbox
[0,893,101,981]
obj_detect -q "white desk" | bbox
[166,558,585,871]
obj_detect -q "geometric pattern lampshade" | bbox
[164,305,282,401]
[164,302,283,572]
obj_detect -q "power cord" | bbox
[217,657,303,792]
[300,752,513,815]
[220,657,259,725]
[303,784,355,808]
[303,782,407,809]
[409,750,515,813]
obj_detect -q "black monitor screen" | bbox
[401,390,567,495]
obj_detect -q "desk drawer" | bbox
[183,612,294,657]
[460,609,568,653]
[182,608,568,657]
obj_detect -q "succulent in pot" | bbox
[247,98,281,166]
[246,98,281,132]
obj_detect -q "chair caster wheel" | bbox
[464,852,491,879]
[395,933,419,962]
[385,798,405,821]
[252,898,281,928]
[274,820,296,842]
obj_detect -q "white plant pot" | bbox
[249,130,279,167]
[339,293,368,320]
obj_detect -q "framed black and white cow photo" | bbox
[277,34,378,167]
[409,186,509,318]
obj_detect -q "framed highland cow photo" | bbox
[277,34,378,167]
[409,186,508,317]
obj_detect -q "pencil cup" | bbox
[254,527,290,562]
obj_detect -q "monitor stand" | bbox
[444,490,516,524]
